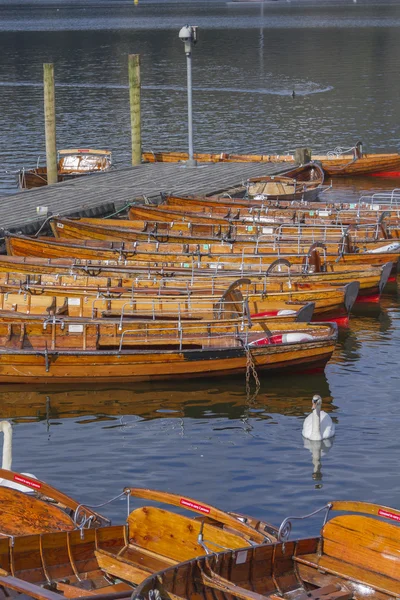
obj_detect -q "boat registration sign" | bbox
[378,509,400,522]
[180,498,210,514]
[14,474,42,490]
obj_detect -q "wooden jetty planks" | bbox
[0,162,287,236]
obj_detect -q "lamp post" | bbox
[179,25,198,167]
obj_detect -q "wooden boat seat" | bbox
[248,182,294,196]
[56,580,132,598]
[96,505,256,585]
[294,515,400,596]
[126,506,253,561]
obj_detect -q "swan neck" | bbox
[0,422,12,471]
[311,409,322,441]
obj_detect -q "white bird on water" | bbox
[0,420,37,493]
[302,395,335,441]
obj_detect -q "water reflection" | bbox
[0,372,333,423]
[303,437,334,485]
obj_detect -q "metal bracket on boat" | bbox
[277,503,332,542]
[43,316,65,330]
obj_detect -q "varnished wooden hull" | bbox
[0,347,334,383]
[6,234,400,272]
[164,193,400,220]
[0,318,336,383]
[50,217,398,246]
[134,500,400,600]
[142,150,400,177]
[129,201,400,230]
[0,281,350,319]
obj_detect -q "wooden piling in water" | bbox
[128,54,142,166]
[43,63,58,185]
[294,147,312,165]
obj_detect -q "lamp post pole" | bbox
[179,25,198,167]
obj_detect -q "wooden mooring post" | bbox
[128,54,142,166]
[294,147,312,165]
[43,63,58,185]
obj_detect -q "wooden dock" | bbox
[0,161,287,235]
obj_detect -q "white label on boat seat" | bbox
[262,227,273,234]
[236,550,248,564]
[68,324,84,333]
[57,222,64,229]
[317,210,330,217]
[209,263,223,270]
[68,298,81,306]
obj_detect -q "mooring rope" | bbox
[245,344,261,401]
[104,202,135,219]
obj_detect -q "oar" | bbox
[124,487,267,543]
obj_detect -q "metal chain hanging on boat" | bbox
[245,345,260,401]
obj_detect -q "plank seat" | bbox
[294,514,400,597]
[94,548,152,585]
[292,584,351,600]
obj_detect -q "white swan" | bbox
[302,395,335,441]
[0,421,37,493]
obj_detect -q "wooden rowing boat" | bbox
[0,255,389,307]
[127,203,400,228]
[49,217,399,246]
[133,499,400,600]
[142,149,400,177]
[231,163,325,202]
[164,191,400,215]
[0,276,351,321]
[0,272,320,323]
[6,234,400,272]
[0,316,337,383]
[0,485,278,598]
[17,149,112,189]
[0,253,393,286]
[0,470,276,544]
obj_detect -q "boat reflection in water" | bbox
[0,372,333,424]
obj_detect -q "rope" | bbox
[104,203,134,219]
[73,490,128,531]
[33,215,56,238]
[245,345,260,401]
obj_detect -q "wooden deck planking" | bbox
[0,161,287,235]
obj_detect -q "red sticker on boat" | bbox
[14,475,42,490]
[378,509,400,522]
[180,498,210,514]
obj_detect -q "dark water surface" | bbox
[0,1,399,536]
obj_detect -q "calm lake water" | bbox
[0,0,399,538]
